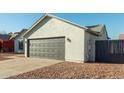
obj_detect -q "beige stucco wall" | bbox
[25,17,85,62]
[84,28,108,62]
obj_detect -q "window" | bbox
[18,40,23,50]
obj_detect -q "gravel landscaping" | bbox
[7,62,124,79]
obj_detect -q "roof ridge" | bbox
[46,13,88,29]
[23,13,88,37]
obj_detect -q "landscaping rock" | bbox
[7,62,124,79]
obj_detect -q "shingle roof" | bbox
[87,24,110,39]
[9,33,19,40]
[86,24,104,33]
[14,29,28,39]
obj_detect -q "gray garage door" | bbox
[28,37,65,60]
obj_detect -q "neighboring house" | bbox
[14,29,28,53]
[9,32,19,40]
[119,34,124,40]
[0,34,14,52]
[23,14,109,62]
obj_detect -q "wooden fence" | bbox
[95,40,124,63]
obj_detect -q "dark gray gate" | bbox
[95,40,124,63]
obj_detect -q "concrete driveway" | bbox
[0,53,63,79]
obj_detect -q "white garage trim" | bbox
[27,36,65,60]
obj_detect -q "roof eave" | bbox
[86,29,100,36]
[23,14,48,38]
[46,14,88,30]
[23,14,88,38]
[15,29,28,39]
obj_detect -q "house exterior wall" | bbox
[14,38,25,53]
[25,17,85,62]
[84,29,108,62]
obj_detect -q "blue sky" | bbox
[0,13,123,39]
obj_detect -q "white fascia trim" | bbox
[23,13,88,38]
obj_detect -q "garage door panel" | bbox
[29,37,65,60]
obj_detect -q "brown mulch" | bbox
[7,62,124,79]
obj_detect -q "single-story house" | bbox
[14,29,28,53]
[0,34,14,52]
[9,32,19,40]
[23,14,109,62]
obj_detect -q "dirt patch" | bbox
[0,53,24,61]
[7,62,124,79]
[0,57,13,61]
